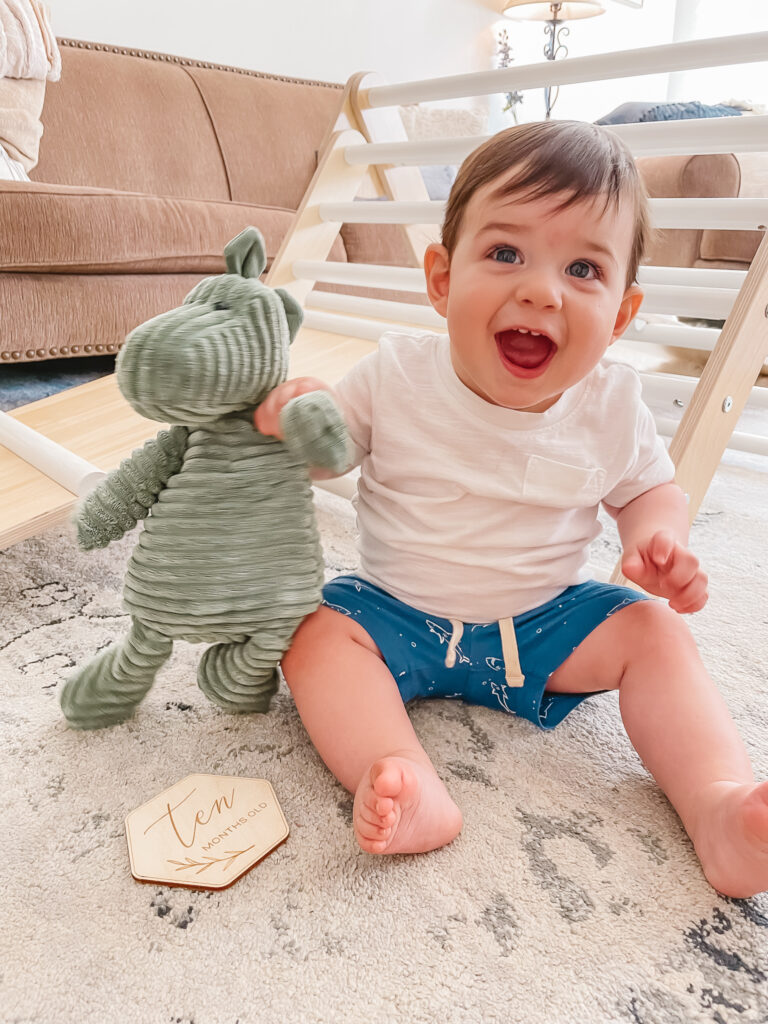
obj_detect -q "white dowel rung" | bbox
[623,320,720,352]
[344,136,485,168]
[344,116,768,169]
[306,290,444,329]
[641,371,768,412]
[364,32,768,108]
[650,198,768,230]
[303,309,438,342]
[0,411,107,497]
[317,198,768,230]
[638,266,747,289]
[293,260,425,292]
[640,284,735,319]
[611,115,768,157]
[318,200,443,224]
[655,416,768,457]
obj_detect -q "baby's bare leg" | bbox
[547,599,767,897]
[281,606,462,854]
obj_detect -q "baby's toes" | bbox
[361,803,395,832]
[373,796,396,821]
[357,816,393,842]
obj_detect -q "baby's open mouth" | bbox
[495,329,556,371]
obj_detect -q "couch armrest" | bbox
[636,152,765,270]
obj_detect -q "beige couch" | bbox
[0,39,408,365]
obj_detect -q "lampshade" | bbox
[503,0,605,20]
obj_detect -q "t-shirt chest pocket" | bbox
[522,454,606,509]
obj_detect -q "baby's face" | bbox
[425,174,643,412]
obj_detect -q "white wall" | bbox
[48,0,497,86]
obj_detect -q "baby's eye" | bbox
[490,246,520,264]
[567,260,598,280]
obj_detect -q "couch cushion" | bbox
[187,65,343,210]
[0,180,329,273]
[34,44,231,200]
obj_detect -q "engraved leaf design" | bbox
[167,845,256,874]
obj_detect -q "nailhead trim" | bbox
[57,38,343,90]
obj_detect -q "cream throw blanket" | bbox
[0,1,59,171]
[0,0,60,80]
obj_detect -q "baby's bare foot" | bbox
[353,755,463,855]
[694,781,768,897]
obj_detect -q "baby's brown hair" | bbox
[441,120,649,290]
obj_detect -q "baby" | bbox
[256,120,768,898]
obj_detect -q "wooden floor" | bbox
[0,329,375,551]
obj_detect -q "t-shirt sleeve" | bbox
[330,349,378,470]
[602,367,676,509]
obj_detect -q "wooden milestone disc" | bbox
[125,774,289,890]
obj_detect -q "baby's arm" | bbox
[254,377,352,477]
[604,482,708,614]
[75,425,189,550]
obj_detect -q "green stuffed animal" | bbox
[60,226,350,729]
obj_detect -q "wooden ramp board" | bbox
[0,328,376,551]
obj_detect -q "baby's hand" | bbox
[621,529,708,614]
[254,377,330,439]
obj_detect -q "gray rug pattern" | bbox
[1,471,767,1024]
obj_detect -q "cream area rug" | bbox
[2,460,768,1024]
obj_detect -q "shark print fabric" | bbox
[321,575,650,729]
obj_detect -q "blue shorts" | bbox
[321,575,650,729]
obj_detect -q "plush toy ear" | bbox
[275,287,304,343]
[224,226,267,279]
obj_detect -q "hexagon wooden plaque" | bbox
[125,774,289,890]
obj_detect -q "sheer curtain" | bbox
[668,0,768,109]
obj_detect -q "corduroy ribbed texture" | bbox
[60,226,351,729]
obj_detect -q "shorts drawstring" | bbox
[499,617,525,688]
[444,619,464,668]
[443,616,525,688]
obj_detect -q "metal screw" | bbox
[673,398,685,408]
[722,396,733,413]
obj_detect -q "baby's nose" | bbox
[515,268,562,309]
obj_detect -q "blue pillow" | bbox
[596,100,742,125]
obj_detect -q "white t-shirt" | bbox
[332,331,675,622]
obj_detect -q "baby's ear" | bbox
[610,284,644,343]
[275,287,304,343]
[224,227,267,279]
[424,243,451,318]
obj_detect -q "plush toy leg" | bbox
[197,634,284,713]
[60,617,173,729]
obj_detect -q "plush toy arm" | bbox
[74,425,189,550]
[279,391,352,474]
